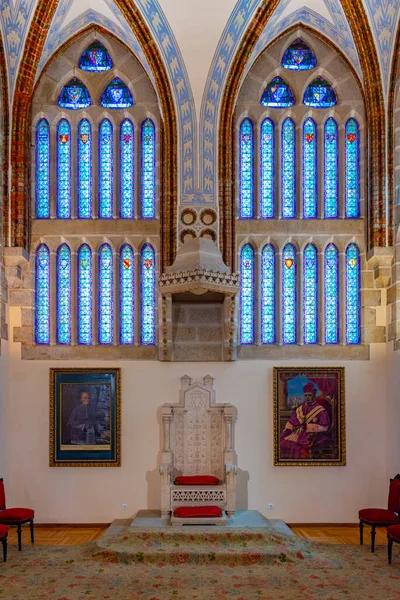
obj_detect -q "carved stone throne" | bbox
[160,375,238,525]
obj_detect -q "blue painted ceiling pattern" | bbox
[243,2,362,83]
[0,0,36,97]
[37,0,154,87]
[363,0,400,91]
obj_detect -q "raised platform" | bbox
[106,509,293,536]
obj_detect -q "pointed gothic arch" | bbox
[218,4,385,270]
[9,1,177,271]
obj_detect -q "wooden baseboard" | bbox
[287,523,359,527]
[34,523,111,528]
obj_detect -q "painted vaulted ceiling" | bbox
[0,0,399,203]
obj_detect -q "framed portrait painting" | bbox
[273,367,345,466]
[50,368,121,467]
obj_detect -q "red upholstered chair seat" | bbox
[388,524,400,542]
[174,475,220,486]
[0,525,7,538]
[359,508,400,524]
[173,505,223,518]
[0,508,35,522]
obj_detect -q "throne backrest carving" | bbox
[163,375,237,482]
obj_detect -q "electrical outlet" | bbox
[268,503,274,510]
[122,503,128,510]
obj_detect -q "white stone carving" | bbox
[159,375,238,522]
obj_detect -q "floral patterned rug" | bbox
[0,527,400,599]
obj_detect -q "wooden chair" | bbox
[387,524,400,564]
[0,525,7,562]
[0,479,34,551]
[359,478,400,552]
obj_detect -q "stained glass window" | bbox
[282,244,297,344]
[261,244,275,343]
[324,243,340,344]
[100,77,134,109]
[56,243,71,345]
[260,118,275,219]
[345,118,360,218]
[140,244,156,345]
[77,119,92,219]
[281,118,296,218]
[35,118,50,219]
[77,244,92,345]
[260,76,295,108]
[98,119,113,219]
[56,118,72,219]
[120,244,135,344]
[302,118,318,218]
[239,118,254,219]
[79,41,113,72]
[35,244,50,345]
[282,38,316,70]
[141,119,156,219]
[98,244,114,345]
[303,77,337,107]
[58,77,92,109]
[120,119,134,219]
[240,244,255,344]
[303,244,318,344]
[324,118,339,218]
[346,243,361,344]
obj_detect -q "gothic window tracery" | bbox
[236,32,363,350]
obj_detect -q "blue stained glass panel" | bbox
[56,243,71,344]
[141,119,156,219]
[303,244,318,344]
[99,119,114,219]
[282,38,316,70]
[282,243,297,344]
[58,77,92,109]
[260,118,275,219]
[302,118,318,218]
[346,243,361,344]
[260,76,295,107]
[324,244,340,344]
[56,119,72,219]
[35,118,50,219]
[345,118,360,218]
[79,41,113,72]
[303,77,337,107]
[98,244,114,345]
[240,244,255,344]
[35,244,50,345]
[324,118,339,218]
[77,244,93,345]
[140,244,156,345]
[100,77,134,109]
[261,244,275,343]
[239,118,254,219]
[77,119,92,219]
[281,118,296,218]
[120,244,135,344]
[120,119,134,219]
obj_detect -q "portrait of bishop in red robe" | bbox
[280,381,331,460]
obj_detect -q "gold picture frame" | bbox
[50,367,121,467]
[273,367,345,466]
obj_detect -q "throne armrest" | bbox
[225,462,238,475]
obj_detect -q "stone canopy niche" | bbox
[159,238,239,361]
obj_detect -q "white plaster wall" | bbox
[0,340,10,482]
[385,342,400,479]
[3,321,391,523]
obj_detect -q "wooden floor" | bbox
[5,524,388,547]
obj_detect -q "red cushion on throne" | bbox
[174,506,222,518]
[174,475,220,486]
